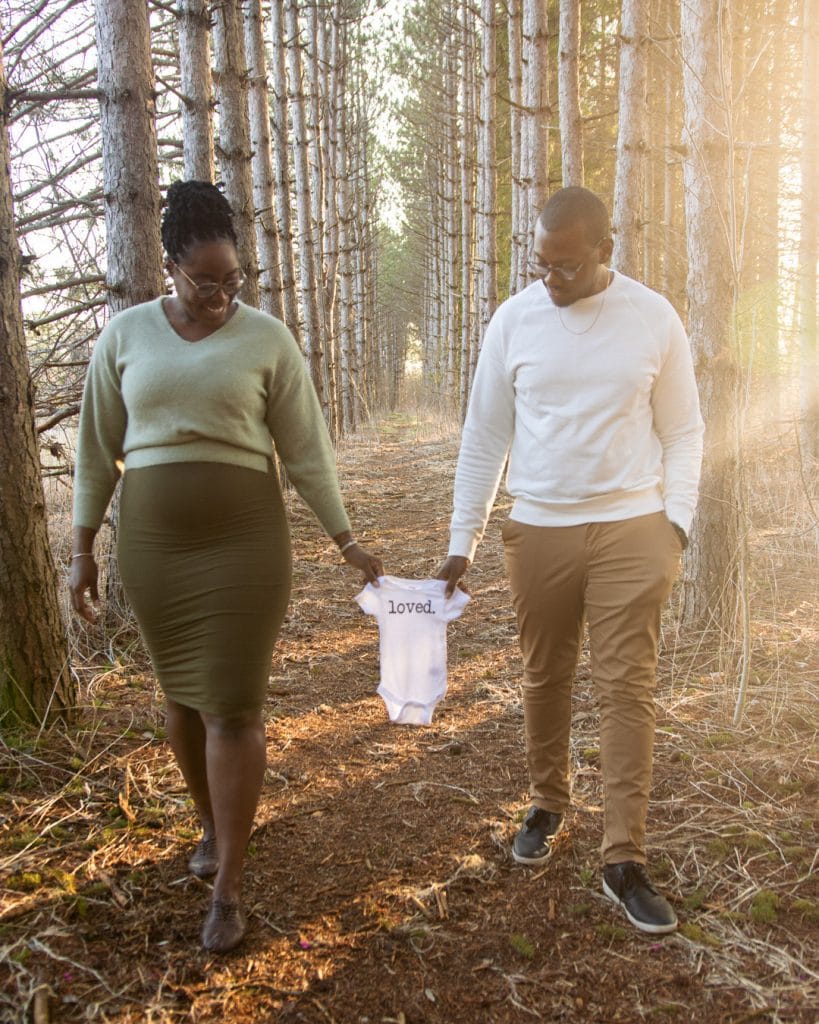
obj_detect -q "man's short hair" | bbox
[538,187,610,244]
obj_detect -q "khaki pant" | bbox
[502,512,682,864]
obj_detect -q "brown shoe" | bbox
[188,837,218,878]
[201,898,247,953]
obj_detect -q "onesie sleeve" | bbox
[354,582,382,617]
[440,585,470,622]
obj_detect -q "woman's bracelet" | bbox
[339,539,358,555]
[71,553,94,560]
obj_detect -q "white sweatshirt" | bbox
[448,272,704,562]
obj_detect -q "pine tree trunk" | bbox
[95,0,165,626]
[351,47,372,418]
[458,0,477,416]
[0,40,73,724]
[303,0,333,423]
[269,0,301,340]
[211,0,259,308]
[284,0,327,414]
[444,6,459,399]
[558,0,584,186]
[798,0,818,461]
[322,4,341,429]
[680,0,741,631]
[243,0,283,319]
[333,10,355,434]
[522,0,551,219]
[96,2,164,314]
[477,0,498,335]
[177,0,215,181]
[508,0,525,295]
[612,0,648,277]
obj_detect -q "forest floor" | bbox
[2,411,818,1024]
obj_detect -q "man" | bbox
[438,187,703,934]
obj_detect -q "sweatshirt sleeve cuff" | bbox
[448,530,480,563]
[664,501,695,536]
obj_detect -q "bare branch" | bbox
[25,298,107,330]
[21,275,105,300]
[8,88,102,104]
[36,405,80,434]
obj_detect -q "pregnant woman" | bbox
[69,180,382,953]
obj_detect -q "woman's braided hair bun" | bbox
[161,180,238,262]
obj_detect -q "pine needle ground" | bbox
[2,415,816,1024]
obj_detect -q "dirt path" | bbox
[2,415,817,1023]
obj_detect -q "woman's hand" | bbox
[69,554,99,622]
[341,543,383,585]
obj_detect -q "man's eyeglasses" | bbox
[528,236,608,282]
[172,262,245,298]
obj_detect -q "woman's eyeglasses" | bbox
[172,262,245,298]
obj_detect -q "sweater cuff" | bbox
[664,501,695,537]
[448,529,481,564]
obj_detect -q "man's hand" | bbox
[435,555,470,598]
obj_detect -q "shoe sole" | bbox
[512,846,554,866]
[602,878,678,934]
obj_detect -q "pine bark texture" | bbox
[508,0,525,295]
[680,0,741,630]
[458,0,477,416]
[269,0,300,340]
[0,41,73,723]
[611,0,648,277]
[177,0,215,181]
[333,10,356,434]
[211,0,259,308]
[558,0,584,186]
[243,0,283,318]
[477,0,498,335]
[94,0,165,624]
[798,0,818,461]
[444,7,459,398]
[284,0,327,413]
[521,0,550,232]
[95,0,164,314]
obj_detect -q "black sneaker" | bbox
[512,807,564,865]
[603,861,678,934]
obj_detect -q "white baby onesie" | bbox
[355,576,470,725]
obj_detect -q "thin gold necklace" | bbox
[556,272,613,336]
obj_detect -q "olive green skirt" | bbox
[118,462,291,715]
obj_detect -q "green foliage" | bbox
[749,890,780,924]
[652,856,674,882]
[741,831,769,853]
[790,898,819,924]
[679,922,721,947]
[704,731,736,749]
[7,871,42,891]
[595,923,627,942]
[682,888,708,911]
[569,902,592,917]
[509,933,535,959]
[705,838,731,860]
